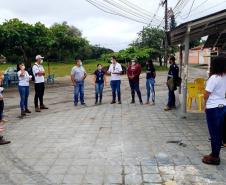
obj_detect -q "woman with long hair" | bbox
[202,56,226,165]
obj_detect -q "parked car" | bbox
[4,66,19,85]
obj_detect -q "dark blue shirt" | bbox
[94,70,105,84]
[146,66,156,79]
[168,64,179,80]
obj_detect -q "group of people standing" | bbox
[70,56,157,106]
[0,55,48,145]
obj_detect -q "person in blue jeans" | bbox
[18,63,32,117]
[94,64,107,105]
[202,56,226,165]
[145,60,156,105]
[107,56,123,104]
[71,57,87,106]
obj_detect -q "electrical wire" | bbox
[86,0,149,24]
[180,0,196,19]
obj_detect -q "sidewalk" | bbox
[0,68,226,185]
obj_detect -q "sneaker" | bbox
[2,119,8,123]
[202,154,220,165]
[35,107,41,112]
[25,108,31,113]
[0,137,11,145]
[99,101,102,105]
[145,101,150,105]
[74,103,78,107]
[118,101,122,104]
[140,101,143,105]
[95,101,98,105]
[130,100,135,104]
[81,103,86,106]
[164,106,172,111]
[40,105,48,109]
[111,101,116,104]
[150,102,155,106]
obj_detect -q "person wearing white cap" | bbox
[32,55,48,112]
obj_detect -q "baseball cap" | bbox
[35,55,44,60]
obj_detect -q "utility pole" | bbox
[164,0,168,66]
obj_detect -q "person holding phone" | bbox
[107,56,123,104]
[18,62,32,117]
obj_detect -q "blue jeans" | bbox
[74,81,84,104]
[206,106,226,158]
[18,86,29,110]
[146,78,155,103]
[129,80,142,102]
[110,80,121,102]
[95,83,104,102]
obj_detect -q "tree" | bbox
[132,27,165,66]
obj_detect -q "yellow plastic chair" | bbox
[187,82,204,111]
[194,78,206,111]
[194,78,206,94]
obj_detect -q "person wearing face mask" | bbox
[107,56,123,104]
[93,64,107,105]
[32,55,48,112]
[71,57,87,106]
[127,59,143,104]
[18,62,32,117]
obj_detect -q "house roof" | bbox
[169,9,226,46]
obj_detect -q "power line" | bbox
[118,0,161,20]
[181,0,196,19]
[103,0,154,21]
[86,0,149,24]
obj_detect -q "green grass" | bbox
[0,59,168,77]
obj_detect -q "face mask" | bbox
[21,65,25,70]
[40,59,44,64]
[131,62,135,66]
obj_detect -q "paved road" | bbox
[1,67,226,185]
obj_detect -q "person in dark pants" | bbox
[93,64,107,105]
[146,60,156,105]
[0,74,11,145]
[108,56,123,104]
[127,59,143,104]
[202,56,226,165]
[164,56,179,111]
[32,55,48,112]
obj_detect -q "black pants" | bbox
[129,80,142,102]
[0,100,4,121]
[34,82,45,107]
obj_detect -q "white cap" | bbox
[35,55,44,60]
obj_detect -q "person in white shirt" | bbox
[107,56,123,104]
[202,56,226,165]
[32,55,48,112]
[71,57,87,106]
[18,63,32,116]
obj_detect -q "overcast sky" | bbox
[0,0,225,51]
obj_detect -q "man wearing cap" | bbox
[32,55,48,112]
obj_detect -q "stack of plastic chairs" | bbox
[187,78,206,111]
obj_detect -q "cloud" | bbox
[0,0,225,51]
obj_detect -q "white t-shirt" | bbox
[206,74,226,109]
[32,63,45,83]
[108,63,123,81]
[71,66,86,81]
[18,70,30,86]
